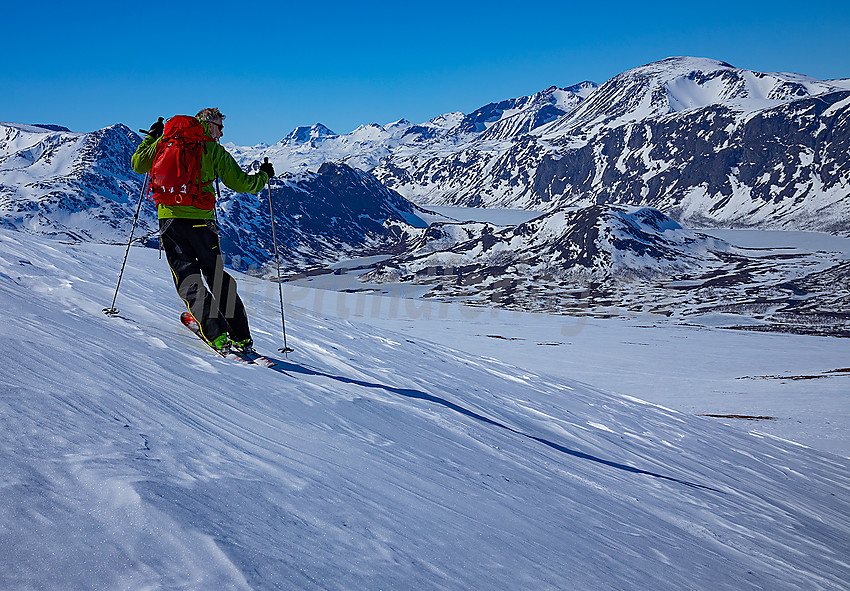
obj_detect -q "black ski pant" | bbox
[160,218,251,343]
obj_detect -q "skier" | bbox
[131,108,275,352]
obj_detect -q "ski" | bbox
[237,348,277,368]
[180,312,275,367]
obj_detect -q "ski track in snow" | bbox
[0,229,848,590]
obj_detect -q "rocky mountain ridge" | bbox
[373,58,850,236]
[0,122,152,242]
[359,204,849,335]
[0,121,423,271]
[232,57,850,237]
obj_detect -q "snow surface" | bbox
[288,221,850,458]
[1,228,849,589]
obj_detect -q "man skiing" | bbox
[131,108,275,352]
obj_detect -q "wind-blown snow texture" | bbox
[1,229,848,590]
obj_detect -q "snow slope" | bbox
[1,229,848,590]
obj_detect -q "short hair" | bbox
[195,107,226,123]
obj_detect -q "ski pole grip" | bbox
[260,157,275,181]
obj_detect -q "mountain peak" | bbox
[542,56,846,137]
[282,123,336,145]
[652,56,736,71]
[563,81,599,98]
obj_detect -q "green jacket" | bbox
[131,120,269,219]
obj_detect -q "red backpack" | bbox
[148,115,215,209]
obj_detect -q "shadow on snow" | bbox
[267,358,721,493]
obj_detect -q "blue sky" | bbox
[4,0,849,145]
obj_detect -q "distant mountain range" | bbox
[0,122,422,271]
[1,56,848,335]
[0,122,154,242]
[234,57,850,236]
[228,81,599,188]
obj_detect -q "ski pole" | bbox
[265,159,294,355]
[103,173,149,316]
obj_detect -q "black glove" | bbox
[259,158,275,179]
[140,117,164,139]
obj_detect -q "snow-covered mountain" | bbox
[217,161,425,272]
[369,205,733,281]
[372,58,850,235]
[361,204,849,335]
[451,82,597,140]
[0,121,159,243]
[235,57,850,236]
[541,57,841,135]
[2,227,849,590]
[281,122,336,145]
[230,82,598,175]
[0,122,425,271]
[226,118,433,174]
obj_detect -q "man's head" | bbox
[196,107,225,141]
